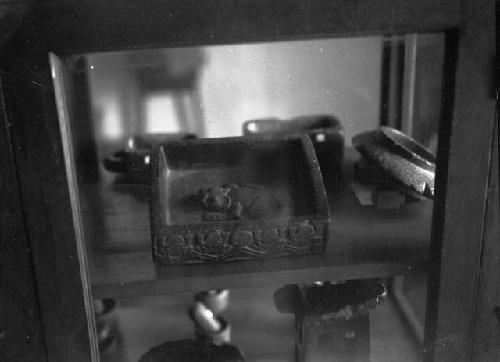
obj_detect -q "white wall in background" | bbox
[199,37,382,141]
[88,36,382,143]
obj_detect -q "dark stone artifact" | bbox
[103,133,196,180]
[140,289,245,362]
[274,280,386,362]
[150,134,330,265]
[352,126,436,199]
[139,340,245,362]
[243,115,345,180]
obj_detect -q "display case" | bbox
[0,0,496,361]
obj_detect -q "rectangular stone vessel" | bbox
[150,134,330,265]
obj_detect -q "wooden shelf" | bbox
[84,152,433,299]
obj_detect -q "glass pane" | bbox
[55,33,445,361]
[86,37,381,141]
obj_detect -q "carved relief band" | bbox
[153,220,328,264]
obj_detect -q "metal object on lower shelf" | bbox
[243,114,345,180]
[150,135,330,265]
[195,289,230,316]
[191,302,231,345]
[352,127,435,199]
[140,289,243,362]
[274,280,386,362]
[191,289,232,346]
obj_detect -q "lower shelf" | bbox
[99,286,423,362]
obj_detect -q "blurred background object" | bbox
[103,133,196,182]
[243,114,345,180]
[94,298,118,351]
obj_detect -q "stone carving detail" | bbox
[154,220,326,264]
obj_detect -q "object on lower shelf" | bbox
[274,280,386,362]
[103,133,196,181]
[243,115,345,180]
[352,127,435,199]
[150,135,330,265]
[140,289,244,362]
[191,290,231,345]
[93,298,117,351]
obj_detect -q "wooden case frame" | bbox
[0,0,496,361]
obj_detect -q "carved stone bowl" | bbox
[150,134,330,265]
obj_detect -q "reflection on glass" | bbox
[87,37,382,143]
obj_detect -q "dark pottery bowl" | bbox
[352,127,435,198]
[243,115,345,180]
[139,339,245,362]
